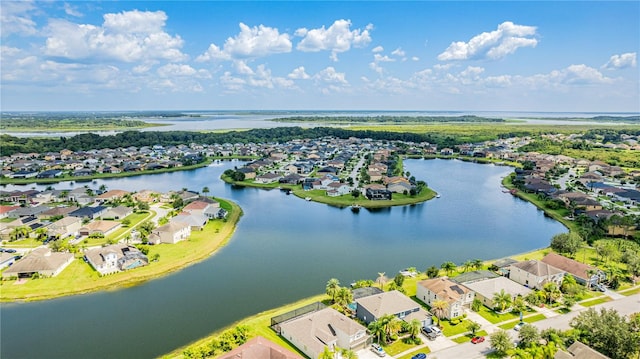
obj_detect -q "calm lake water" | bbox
[0,159,566,359]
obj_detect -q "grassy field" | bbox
[579,296,613,307]
[498,313,546,329]
[0,199,242,302]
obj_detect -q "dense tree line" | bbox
[1,127,471,156]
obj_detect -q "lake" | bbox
[0,159,566,359]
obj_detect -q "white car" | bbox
[371,343,386,357]
[513,322,525,331]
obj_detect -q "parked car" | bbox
[411,353,427,359]
[371,343,386,357]
[514,322,525,331]
[471,336,485,344]
[595,283,607,292]
[2,248,17,253]
[429,325,443,336]
[421,326,437,340]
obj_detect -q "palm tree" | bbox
[493,289,512,313]
[512,295,527,317]
[335,287,353,308]
[467,321,481,336]
[384,315,402,341]
[35,227,48,241]
[463,260,474,272]
[326,278,340,302]
[407,319,422,341]
[430,299,449,326]
[318,346,333,359]
[376,272,388,289]
[441,261,457,276]
[368,320,386,344]
[202,186,210,195]
[542,282,561,305]
[340,348,357,359]
[472,259,484,270]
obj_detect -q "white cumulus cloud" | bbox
[198,23,291,61]
[288,66,311,80]
[314,66,348,84]
[43,10,187,63]
[1,1,38,37]
[438,21,538,61]
[602,52,637,70]
[372,46,384,53]
[296,19,372,61]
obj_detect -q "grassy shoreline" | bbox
[0,199,243,303]
[0,156,258,186]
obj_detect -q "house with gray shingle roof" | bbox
[462,277,532,309]
[2,248,74,279]
[355,290,433,327]
[85,244,148,276]
[279,307,369,359]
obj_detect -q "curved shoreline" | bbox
[0,200,243,303]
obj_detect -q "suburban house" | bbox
[417,278,475,319]
[95,189,131,204]
[69,206,107,220]
[36,206,79,220]
[102,205,133,220]
[355,290,433,328]
[218,336,303,359]
[182,200,221,219]
[326,182,351,197]
[365,184,392,200]
[147,221,191,244]
[0,205,19,219]
[48,216,83,238]
[78,220,121,237]
[2,248,74,279]
[279,307,370,359]
[132,189,159,203]
[461,277,532,309]
[541,253,605,287]
[85,244,148,275]
[255,173,282,184]
[171,214,208,231]
[508,260,565,290]
[237,167,257,180]
[554,341,610,359]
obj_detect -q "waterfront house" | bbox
[355,290,433,327]
[541,253,605,287]
[85,244,148,275]
[2,248,74,279]
[182,200,219,217]
[95,189,130,204]
[417,278,475,319]
[255,173,282,184]
[0,205,19,219]
[237,167,257,180]
[171,213,207,231]
[365,184,392,200]
[508,260,565,290]
[218,336,303,359]
[148,221,191,244]
[461,277,532,309]
[279,307,369,359]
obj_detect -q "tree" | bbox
[393,273,405,287]
[376,272,388,289]
[35,227,48,241]
[202,186,210,195]
[472,259,484,270]
[518,324,540,348]
[441,261,457,276]
[326,278,340,302]
[542,282,561,305]
[121,218,131,227]
[431,300,449,326]
[318,346,333,359]
[407,319,422,341]
[570,307,638,359]
[490,330,514,357]
[512,295,527,317]
[368,320,386,344]
[335,287,353,308]
[425,265,440,278]
[493,289,513,313]
[467,321,481,336]
[550,232,583,256]
[562,295,577,311]
[340,348,357,359]
[463,260,474,272]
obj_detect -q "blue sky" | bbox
[1,1,638,112]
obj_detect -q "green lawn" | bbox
[382,339,418,356]
[476,305,526,324]
[1,199,241,302]
[440,319,473,337]
[580,297,613,307]
[3,237,43,248]
[452,330,489,344]
[498,314,546,329]
[619,286,640,296]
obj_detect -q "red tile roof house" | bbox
[0,205,19,219]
